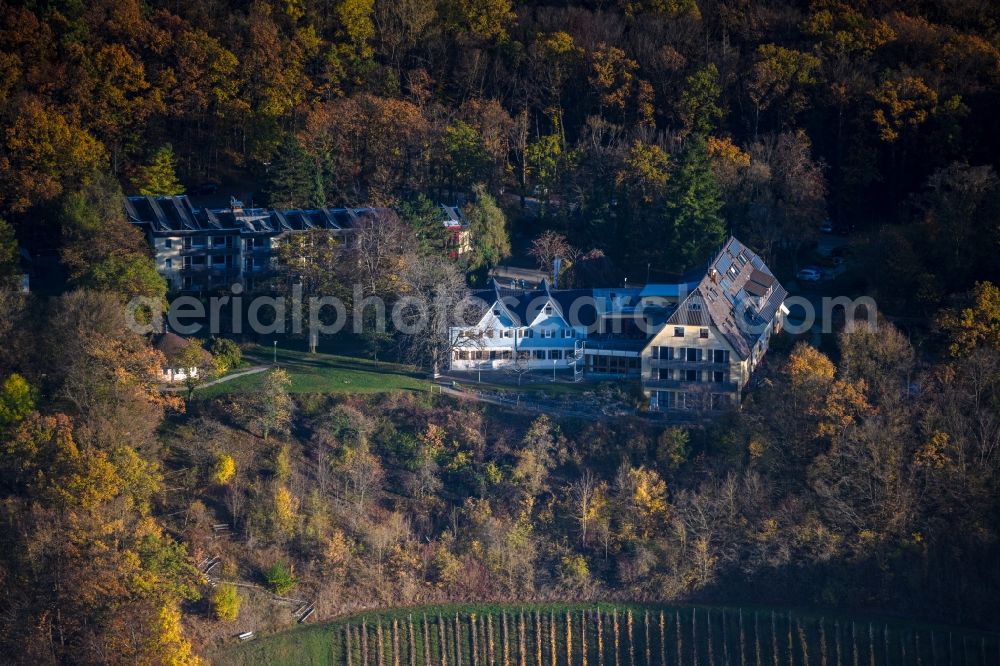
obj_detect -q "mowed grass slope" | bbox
[211,602,1000,666]
[196,345,430,398]
[194,344,630,401]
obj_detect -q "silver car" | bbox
[797,267,822,282]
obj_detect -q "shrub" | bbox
[559,554,590,588]
[211,454,236,485]
[210,337,242,374]
[264,561,297,595]
[212,583,241,622]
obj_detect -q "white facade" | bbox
[450,292,585,372]
[447,237,788,415]
[161,366,200,383]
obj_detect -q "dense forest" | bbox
[1,0,1000,287]
[1,0,1000,664]
[1,294,999,663]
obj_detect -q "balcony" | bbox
[649,358,730,372]
[181,263,238,274]
[641,377,739,394]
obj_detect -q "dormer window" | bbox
[688,302,701,311]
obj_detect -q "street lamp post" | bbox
[552,358,557,382]
[273,340,277,365]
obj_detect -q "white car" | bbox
[797,267,822,282]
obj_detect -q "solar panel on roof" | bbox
[168,198,197,230]
[320,208,340,229]
[145,196,171,231]
[123,197,139,220]
[205,210,223,229]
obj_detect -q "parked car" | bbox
[819,219,833,233]
[796,267,822,282]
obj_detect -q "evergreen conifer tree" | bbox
[663,134,725,271]
[136,144,185,196]
[266,136,323,208]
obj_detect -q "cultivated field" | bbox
[213,602,1000,666]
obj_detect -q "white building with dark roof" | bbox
[448,237,788,413]
[450,280,589,372]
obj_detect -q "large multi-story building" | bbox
[126,195,470,292]
[449,237,788,412]
[125,195,376,292]
[641,237,788,411]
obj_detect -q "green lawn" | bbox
[193,343,638,402]
[195,345,430,398]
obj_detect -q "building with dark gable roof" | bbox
[448,237,788,413]
[642,237,788,412]
[153,331,209,383]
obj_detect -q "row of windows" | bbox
[587,355,640,374]
[494,303,556,316]
[163,237,265,250]
[654,390,733,411]
[482,328,579,339]
[453,349,572,361]
[166,256,247,269]
[180,276,229,290]
[657,368,729,383]
[652,347,730,364]
[673,326,710,338]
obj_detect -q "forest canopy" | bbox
[2,0,1000,663]
[0,0,998,283]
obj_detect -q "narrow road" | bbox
[436,384,684,423]
[162,365,269,392]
